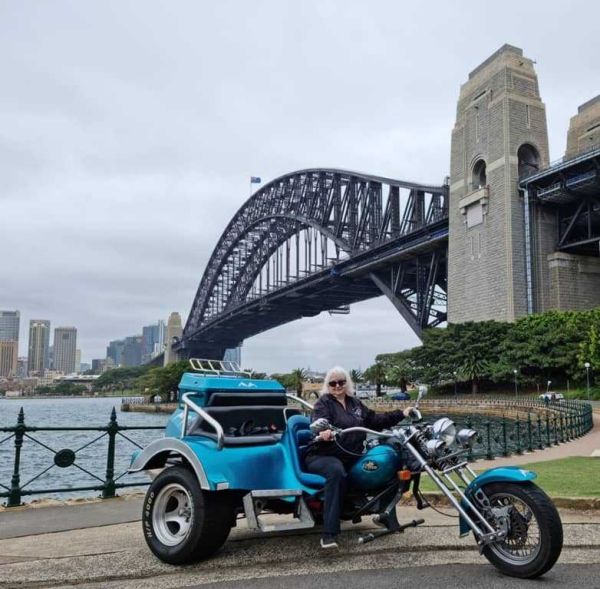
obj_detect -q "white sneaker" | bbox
[320,535,339,549]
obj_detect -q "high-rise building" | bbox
[75,349,81,373]
[28,320,51,376]
[142,324,160,364]
[122,336,143,366]
[0,341,18,378]
[53,327,77,374]
[107,339,125,366]
[164,312,183,366]
[0,310,20,378]
[0,310,20,342]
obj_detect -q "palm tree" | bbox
[364,362,386,396]
[350,369,363,384]
[290,368,307,398]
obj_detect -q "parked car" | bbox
[539,392,565,403]
[386,390,410,401]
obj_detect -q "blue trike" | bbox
[130,360,562,579]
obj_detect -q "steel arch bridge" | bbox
[180,169,449,359]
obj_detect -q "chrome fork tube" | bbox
[403,443,495,536]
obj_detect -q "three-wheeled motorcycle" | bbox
[130,359,563,579]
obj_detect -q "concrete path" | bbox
[1,501,599,589]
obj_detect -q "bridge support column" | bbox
[547,252,600,310]
[448,45,550,323]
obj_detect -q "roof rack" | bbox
[188,358,253,378]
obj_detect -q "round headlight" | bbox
[432,418,456,446]
[425,438,446,456]
[456,428,478,448]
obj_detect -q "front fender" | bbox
[129,437,210,489]
[458,467,537,536]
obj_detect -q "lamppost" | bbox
[584,362,591,400]
[547,380,552,393]
[513,369,518,398]
[453,371,457,398]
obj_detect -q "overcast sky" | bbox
[1,1,598,373]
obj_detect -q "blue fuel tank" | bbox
[347,444,401,490]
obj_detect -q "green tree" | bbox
[350,369,363,384]
[136,360,189,400]
[363,362,386,396]
[290,368,307,398]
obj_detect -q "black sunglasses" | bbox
[328,379,346,388]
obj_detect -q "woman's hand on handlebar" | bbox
[402,406,421,420]
[317,429,334,442]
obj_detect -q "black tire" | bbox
[142,465,232,565]
[480,482,563,579]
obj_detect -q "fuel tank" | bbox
[347,444,401,490]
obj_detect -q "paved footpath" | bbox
[1,497,599,588]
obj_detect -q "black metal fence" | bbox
[375,398,594,460]
[0,407,164,508]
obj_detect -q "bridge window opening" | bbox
[517,144,540,179]
[472,159,487,190]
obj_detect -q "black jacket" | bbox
[306,394,405,461]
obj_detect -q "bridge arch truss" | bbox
[182,169,448,358]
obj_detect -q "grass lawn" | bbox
[419,457,599,498]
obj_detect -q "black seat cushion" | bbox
[187,406,300,447]
[206,392,287,407]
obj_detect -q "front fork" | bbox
[402,440,507,548]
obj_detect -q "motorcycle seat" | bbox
[286,415,325,488]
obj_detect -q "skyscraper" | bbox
[0,310,19,378]
[0,310,20,341]
[164,312,183,366]
[53,327,77,374]
[0,341,18,378]
[28,320,50,376]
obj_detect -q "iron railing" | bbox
[0,407,164,507]
[368,398,594,460]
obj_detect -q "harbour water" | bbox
[0,397,168,503]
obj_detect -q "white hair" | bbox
[319,366,355,396]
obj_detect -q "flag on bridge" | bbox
[250,176,261,184]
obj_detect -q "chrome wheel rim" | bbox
[152,483,194,547]
[488,492,541,565]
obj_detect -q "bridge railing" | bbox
[0,407,164,508]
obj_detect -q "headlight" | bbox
[456,428,478,448]
[432,418,456,446]
[425,438,446,456]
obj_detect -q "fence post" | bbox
[545,413,551,447]
[553,415,558,445]
[7,408,25,508]
[466,415,474,461]
[485,420,493,460]
[501,416,508,457]
[515,415,522,455]
[527,413,533,453]
[537,414,543,449]
[102,408,118,499]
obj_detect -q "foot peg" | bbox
[358,518,425,545]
